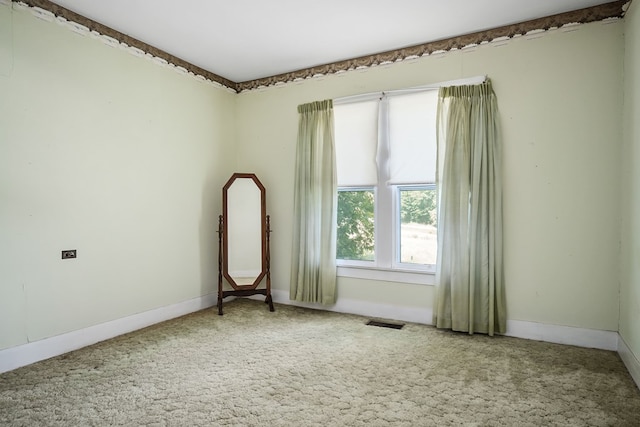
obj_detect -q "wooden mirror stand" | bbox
[217,173,274,315]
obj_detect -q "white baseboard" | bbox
[264,289,434,325]
[1,290,629,376]
[505,320,619,351]
[618,335,640,390]
[268,290,619,351]
[0,294,218,374]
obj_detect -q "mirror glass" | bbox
[223,174,265,289]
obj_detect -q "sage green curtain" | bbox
[433,80,506,336]
[290,100,337,304]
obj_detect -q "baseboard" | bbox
[618,335,640,390]
[267,290,619,351]
[265,289,434,325]
[1,290,625,374]
[505,320,618,351]
[0,294,217,374]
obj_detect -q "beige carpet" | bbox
[1,298,639,426]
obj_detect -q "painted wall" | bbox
[0,6,236,351]
[620,1,640,367]
[0,3,628,357]
[236,20,624,331]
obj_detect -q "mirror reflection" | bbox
[226,178,263,286]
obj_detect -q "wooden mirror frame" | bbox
[217,173,274,315]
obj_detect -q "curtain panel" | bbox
[290,100,338,304]
[434,80,506,336]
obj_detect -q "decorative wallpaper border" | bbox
[236,0,629,91]
[13,0,236,90]
[12,0,630,93]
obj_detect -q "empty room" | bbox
[1,0,640,425]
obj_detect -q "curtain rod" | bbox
[333,75,487,105]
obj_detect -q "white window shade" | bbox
[334,100,379,187]
[387,90,438,185]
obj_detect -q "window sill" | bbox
[337,265,435,285]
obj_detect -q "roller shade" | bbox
[387,90,438,185]
[334,100,379,187]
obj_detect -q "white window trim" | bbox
[337,265,435,285]
[392,184,437,271]
[334,77,485,284]
[336,99,436,278]
[375,97,393,269]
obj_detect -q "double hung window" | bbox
[334,89,438,277]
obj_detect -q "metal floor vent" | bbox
[366,320,405,330]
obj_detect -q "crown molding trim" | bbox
[12,0,630,93]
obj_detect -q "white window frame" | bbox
[335,97,436,282]
[393,184,437,273]
[336,186,376,267]
[334,76,486,285]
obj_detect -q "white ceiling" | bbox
[49,0,615,83]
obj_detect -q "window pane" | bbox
[337,189,375,261]
[399,187,437,265]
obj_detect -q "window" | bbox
[337,188,375,262]
[334,90,438,278]
[398,185,437,266]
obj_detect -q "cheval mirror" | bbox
[217,173,274,315]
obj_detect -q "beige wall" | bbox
[236,20,624,331]
[0,6,236,350]
[0,3,630,355]
[621,2,640,365]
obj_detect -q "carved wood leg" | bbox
[265,215,274,312]
[217,214,224,316]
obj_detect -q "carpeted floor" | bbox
[1,298,639,426]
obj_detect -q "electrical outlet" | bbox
[61,250,77,259]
